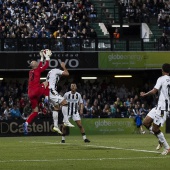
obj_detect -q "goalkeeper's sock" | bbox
[26,112,38,124]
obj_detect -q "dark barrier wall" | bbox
[0,52,98,71]
[0,119,55,137]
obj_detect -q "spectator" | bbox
[101,103,111,118]
[3,106,11,120]
[134,111,146,134]
[22,101,32,120]
[120,102,128,117]
[84,101,92,118]
[139,103,148,118]
[10,105,21,119]
[159,32,169,50]
[113,28,120,39]
[91,100,101,118]
[110,103,117,118]
[114,97,123,109]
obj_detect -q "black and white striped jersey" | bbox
[46,68,63,95]
[155,75,170,111]
[64,91,83,115]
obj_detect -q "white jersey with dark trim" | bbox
[63,91,83,115]
[154,75,170,111]
[46,68,63,95]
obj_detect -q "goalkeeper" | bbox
[23,49,52,135]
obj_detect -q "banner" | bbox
[70,118,145,135]
[99,52,170,69]
[0,52,98,70]
[0,118,166,137]
[0,119,56,137]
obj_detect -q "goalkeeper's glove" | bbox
[44,49,52,61]
[39,50,44,62]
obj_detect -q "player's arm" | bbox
[140,78,161,97]
[38,50,44,67]
[140,88,158,97]
[40,49,52,72]
[79,94,84,115]
[63,92,67,100]
[60,62,69,76]
[79,103,84,115]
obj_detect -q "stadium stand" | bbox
[1,0,169,51]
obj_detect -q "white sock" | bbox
[62,106,69,123]
[52,111,58,127]
[82,135,86,140]
[157,132,170,149]
[62,136,65,141]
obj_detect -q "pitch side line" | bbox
[0,156,169,163]
[31,141,161,154]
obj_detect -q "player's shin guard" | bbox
[52,111,58,127]
[26,112,38,124]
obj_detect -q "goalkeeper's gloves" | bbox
[44,49,52,61]
[39,50,44,62]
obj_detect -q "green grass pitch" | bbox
[0,134,170,170]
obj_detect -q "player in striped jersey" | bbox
[61,83,90,143]
[46,62,75,135]
[140,63,170,155]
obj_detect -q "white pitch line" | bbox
[31,141,161,154]
[86,144,161,154]
[0,156,169,163]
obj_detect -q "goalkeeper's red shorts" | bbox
[28,83,49,109]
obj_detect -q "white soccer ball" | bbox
[43,49,52,57]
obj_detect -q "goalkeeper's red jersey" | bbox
[28,61,49,91]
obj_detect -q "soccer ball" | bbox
[43,49,52,57]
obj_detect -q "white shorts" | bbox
[147,107,168,127]
[49,92,65,107]
[68,112,81,122]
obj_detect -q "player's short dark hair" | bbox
[162,63,170,73]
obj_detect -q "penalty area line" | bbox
[31,141,161,154]
[0,156,169,163]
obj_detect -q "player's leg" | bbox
[152,113,170,155]
[143,108,155,134]
[52,106,62,134]
[61,124,67,143]
[23,98,39,135]
[140,125,145,134]
[50,94,74,127]
[60,99,74,127]
[73,114,90,143]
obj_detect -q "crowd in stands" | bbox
[0,0,97,40]
[120,0,170,24]
[0,78,158,121]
